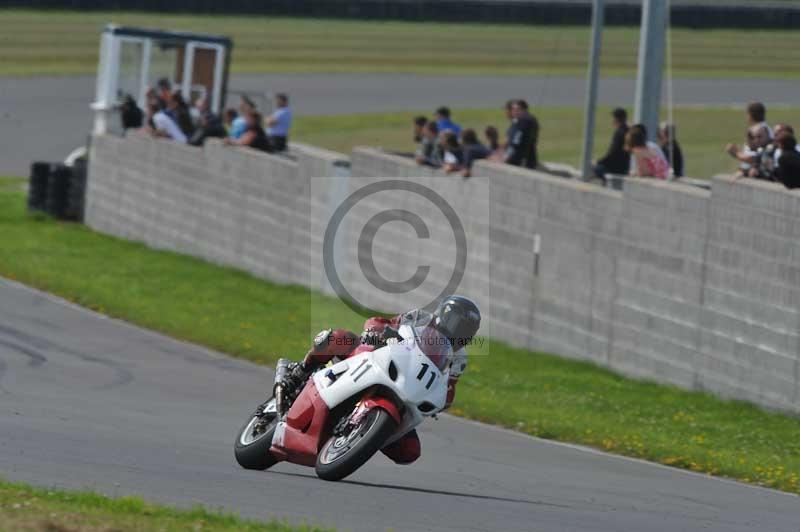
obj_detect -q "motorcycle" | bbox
[234,312,451,481]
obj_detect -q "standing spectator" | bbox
[144,101,187,143]
[434,107,462,135]
[169,92,195,138]
[459,128,490,177]
[413,116,428,143]
[594,107,630,180]
[625,127,669,179]
[773,131,800,189]
[224,111,270,152]
[230,96,256,140]
[658,122,684,178]
[265,93,292,152]
[743,124,772,178]
[415,121,442,167]
[726,101,772,169]
[189,96,226,146]
[505,99,539,169]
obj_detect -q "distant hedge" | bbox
[3,0,800,29]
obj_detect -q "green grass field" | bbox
[2,176,800,495]
[1,9,799,78]
[292,105,800,179]
[0,478,328,532]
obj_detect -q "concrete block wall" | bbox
[86,136,800,413]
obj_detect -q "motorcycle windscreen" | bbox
[413,325,453,372]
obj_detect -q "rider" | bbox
[285,295,480,465]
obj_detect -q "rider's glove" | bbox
[285,362,310,391]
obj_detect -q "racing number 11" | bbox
[416,363,436,390]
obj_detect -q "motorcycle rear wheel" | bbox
[234,397,279,470]
[315,407,397,481]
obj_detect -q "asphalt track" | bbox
[2,73,799,176]
[1,278,799,531]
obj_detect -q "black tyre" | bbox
[315,407,397,481]
[234,398,280,470]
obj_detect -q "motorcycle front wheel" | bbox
[234,397,279,470]
[315,407,397,481]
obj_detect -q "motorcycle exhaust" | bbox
[273,358,291,417]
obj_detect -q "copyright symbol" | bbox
[322,179,467,317]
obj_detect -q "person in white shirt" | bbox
[265,93,292,152]
[726,101,772,172]
[145,102,187,143]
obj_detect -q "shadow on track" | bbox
[266,470,570,508]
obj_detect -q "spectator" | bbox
[144,101,187,143]
[230,96,256,140]
[413,116,428,143]
[265,93,292,152]
[485,125,503,161]
[505,99,539,169]
[434,106,462,135]
[155,78,172,110]
[658,122,684,178]
[594,107,630,180]
[224,111,270,152]
[223,108,238,135]
[189,96,226,146]
[625,126,669,179]
[120,94,143,132]
[726,101,772,170]
[742,123,772,178]
[459,128,490,178]
[773,124,800,170]
[773,131,800,189]
[169,92,195,138]
[440,131,463,173]
[415,121,442,167]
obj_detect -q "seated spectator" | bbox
[658,122,684,178]
[224,111,270,152]
[144,101,187,143]
[413,116,428,143]
[440,131,463,173]
[434,106,462,135]
[484,125,500,152]
[230,96,256,140]
[155,77,172,110]
[594,107,630,180]
[169,92,195,138]
[189,96,226,146]
[505,99,539,169]
[726,101,772,172]
[625,126,669,179]
[741,124,772,178]
[773,131,800,189]
[459,128,490,177]
[773,123,800,171]
[223,108,238,135]
[265,93,292,152]
[415,121,442,167]
[120,94,143,132]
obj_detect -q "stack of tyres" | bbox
[64,159,87,222]
[45,164,71,219]
[28,162,50,213]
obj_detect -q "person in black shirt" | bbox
[774,132,800,189]
[224,111,270,152]
[658,122,684,178]
[594,107,630,181]
[505,100,539,169]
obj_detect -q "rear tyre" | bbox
[315,407,397,481]
[234,398,279,470]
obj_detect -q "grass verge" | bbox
[1,9,800,78]
[1,176,800,495]
[0,478,327,532]
[293,105,800,179]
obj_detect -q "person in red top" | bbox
[284,296,480,465]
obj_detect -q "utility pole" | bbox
[634,0,667,141]
[580,0,604,181]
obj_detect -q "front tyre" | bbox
[315,407,397,481]
[234,398,279,470]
